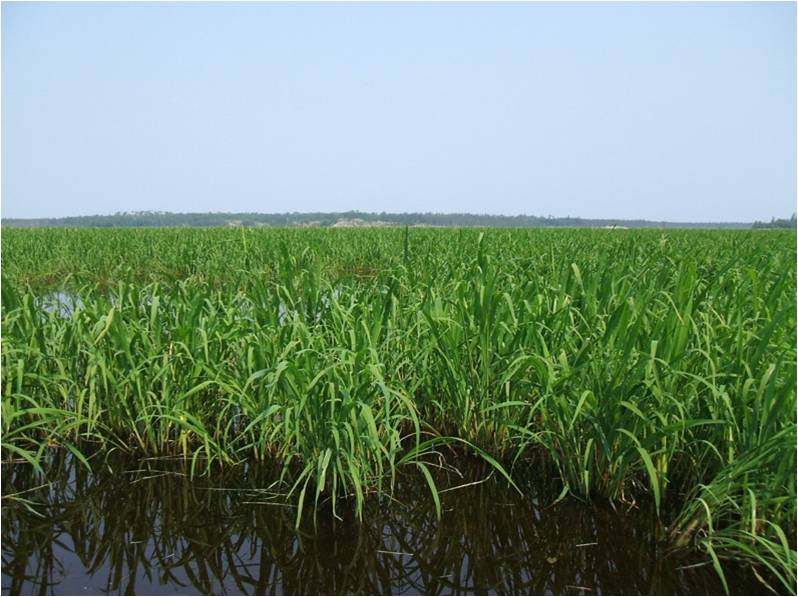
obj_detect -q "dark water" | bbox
[1,456,769,596]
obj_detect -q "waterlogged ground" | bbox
[4,229,795,594]
[2,456,769,596]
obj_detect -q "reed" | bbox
[2,227,795,591]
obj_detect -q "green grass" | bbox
[2,227,795,592]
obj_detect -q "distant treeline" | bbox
[2,210,762,229]
[751,214,797,229]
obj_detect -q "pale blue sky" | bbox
[2,1,795,221]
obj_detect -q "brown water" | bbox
[1,455,771,595]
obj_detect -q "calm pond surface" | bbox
[2,455,770,596]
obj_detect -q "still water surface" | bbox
[2,456,768,595]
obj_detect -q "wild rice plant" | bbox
[2,227,794,591]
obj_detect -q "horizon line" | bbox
[3,209,783,226]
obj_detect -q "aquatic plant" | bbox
[2,227,795,592]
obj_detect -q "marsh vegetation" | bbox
[2,227,795,594]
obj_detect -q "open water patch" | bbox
[0,457,771,596]
[35,292,84,317]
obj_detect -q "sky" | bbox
[2,1,795,222]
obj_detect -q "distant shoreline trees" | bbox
[2,210,759,229]
[751,214,797,229]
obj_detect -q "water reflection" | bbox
[2,456,764,595]
[35,292,83,317]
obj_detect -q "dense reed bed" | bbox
[2,227,796,592]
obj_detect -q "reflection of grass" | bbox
[2,227,796,592]
[1,455,750,595]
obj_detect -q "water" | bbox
[34,288,343,325]
[35,292,84,317]
[1,456,770,596]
